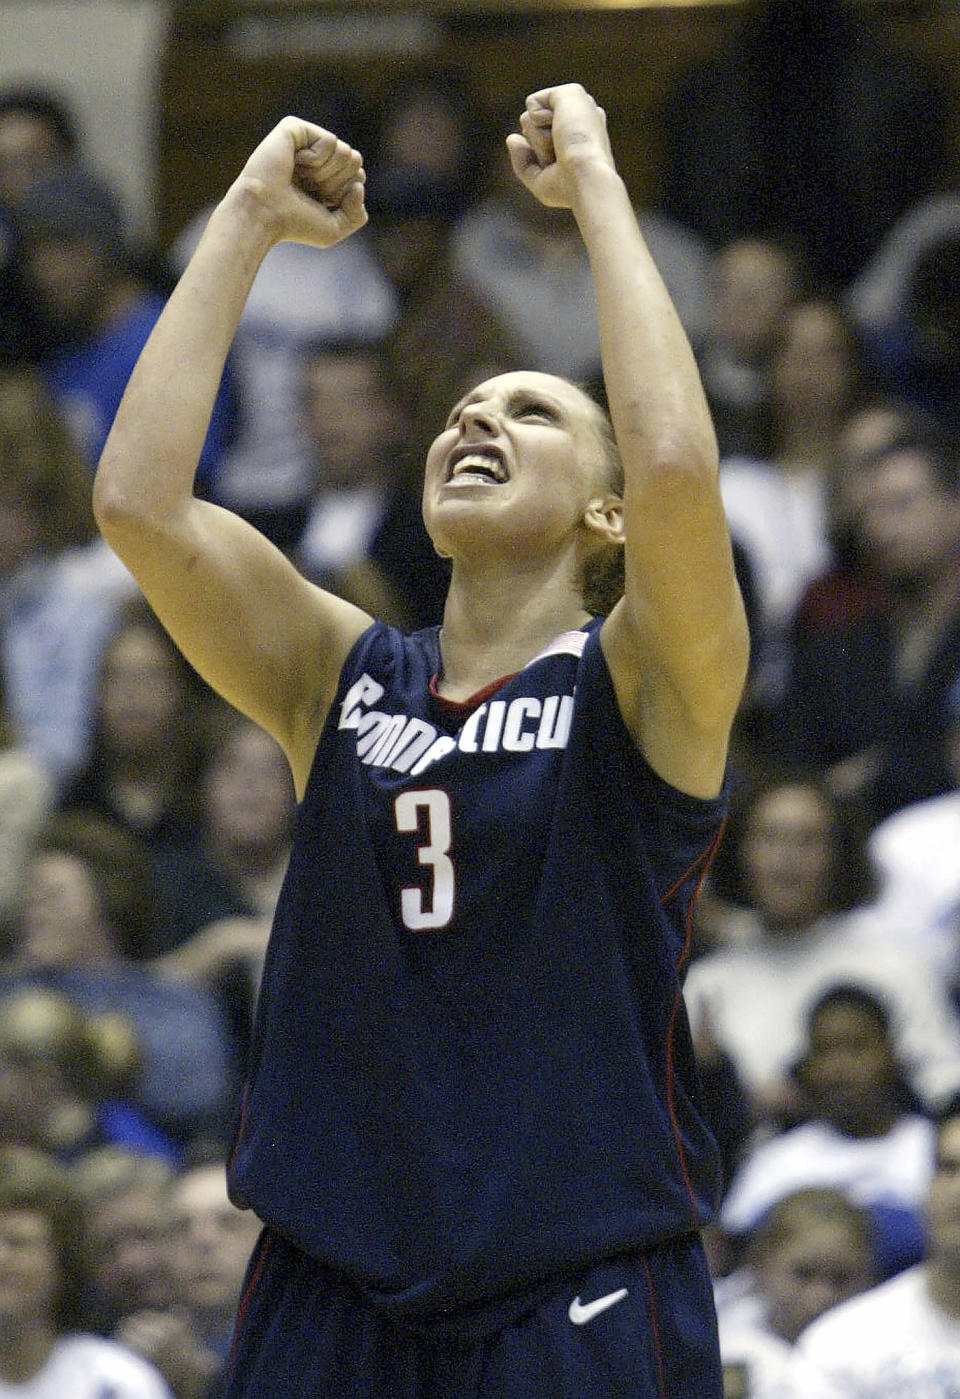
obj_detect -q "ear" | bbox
[583,494,625,545]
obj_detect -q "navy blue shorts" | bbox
[222,1231,723,1398]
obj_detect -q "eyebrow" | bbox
[446,386,566,427]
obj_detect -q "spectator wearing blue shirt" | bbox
[14,166,237,494]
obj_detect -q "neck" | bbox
[761,908,822,938]
[828,1102,899,1139]
[437,565,590,700]
[108,757,176,823]
[0,1321,56,1382]
[108,742,171,779]
[777,421,837,473]
[209,836,291,914]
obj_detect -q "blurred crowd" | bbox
[2,2,960,1393]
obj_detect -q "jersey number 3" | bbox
[394,788,455,931]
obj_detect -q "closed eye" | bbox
[512,399,560,423]
[443,393,562,429]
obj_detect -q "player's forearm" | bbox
[570,161,718,481]
[94,185,275,534]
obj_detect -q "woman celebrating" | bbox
[94,83,748,1399]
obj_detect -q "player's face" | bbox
[421,371,613,562]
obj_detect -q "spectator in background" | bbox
[290,337,449,629]
[363,76,524,491]
[685,769,960,1123]
[113,1310,224,1399]
[772,426,960,822]
[715,1187,875,1395]
[745,396,934,774]
[0,365,136,784]
[59,594,214,938]
[72,1146,219,1399]
[813,396,929,584]
[848,182,960,435]
[363,70,479,233]
[3,812,234,1151]
[658,0,948,288]
[0,985,178,1164]
[73,1147,176,1329]
[0,1143,172,1396]
[145,710,295,1082]
[0,663,51,939]
[168,85,397,552]
[868,706,960,983]
[718,295,869,709]
[450,121,711,392]
[164,1161,262,1368]
[0,86,78,208]
[719,983,934,1280]
[16,810,159,961]
[0,85,79,367]
[695,236,804,461]
[788,1104,960,1394]
[149,708,295,956]
[858,232,960,436]
[14,166,236,491]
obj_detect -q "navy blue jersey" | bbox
[228,618,726,1324]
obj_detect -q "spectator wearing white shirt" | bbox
[720,983,934,1278]
[0,1144,172,1397]
[168,88,397,550]
[868,710,960,982]
[0,367,136,787]
[718,296,867,706]
[715,1187,875,1397]
[685,770,960,1122]
[789,1104,960,1396]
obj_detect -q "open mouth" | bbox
[445,443,508,485]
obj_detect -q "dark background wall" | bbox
[157,0,960,246]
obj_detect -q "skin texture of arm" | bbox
[93,122,376,797]
[508,85,750,797]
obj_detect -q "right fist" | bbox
[234,117,367,249]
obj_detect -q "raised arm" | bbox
[93,120,375,797]
[507,85,749,798]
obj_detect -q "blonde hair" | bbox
[580,388,625,616]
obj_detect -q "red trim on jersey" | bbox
[227,1080,250,1176]
[226,1226,274,1376]
[428,671,516,718]
[660,819,728,1220]
[642,1251,670,1399]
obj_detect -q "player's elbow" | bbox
[92,460,138,542]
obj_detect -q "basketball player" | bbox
[93,83,749,1398]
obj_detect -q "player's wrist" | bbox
[215,177,286,252]
[562,155,622,197]
[567,163,629,231]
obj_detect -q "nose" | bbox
[459,398,498,436]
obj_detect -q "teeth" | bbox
[452,453,506,482]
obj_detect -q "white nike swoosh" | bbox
[568,1287,629,1325]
